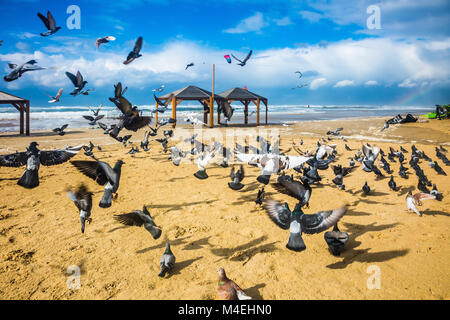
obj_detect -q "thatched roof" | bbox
[0,91,28,103]
[158,85,224,101]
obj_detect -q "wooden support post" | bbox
[203,101,208,125]
[265,102,268,125]
[171,96,176,128]
[210,64,215,128]
[217,103,221,124]
[256,98,260,126]
[26,101,30,135]
[155,100,158,124]
[19,103,24,135]
[244,102,248,125]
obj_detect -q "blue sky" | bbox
[0,0,449,106]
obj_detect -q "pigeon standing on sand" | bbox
[140,131,150,151]
[430,184,443,201]
[113,206,162,239]
[406,191,435,217]
[255,187,265,205]
[71,160,124,208]
[170,146,186,166]
[388,175,398,191]
[67,183,93,233]
[362,181,370,195]
[37,10,61,36]
[228,165,245,190]
[324,223,348,256]
[0,142,82,189]
[194,149,215,179]
[217,268,252,300]
[159,242,175,278]
[263,199,347,252]
[123,36,143,65]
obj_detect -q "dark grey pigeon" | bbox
[53,123,68,136]
[159,241,176,278]
[185,62,194,70]
[228,165,245,190]
[255,187,265,205]
[140,130,150,151]
[83,114,104,126]
[66,71,88,96]
[362,181,370,195]
[231,50,252,66]
[71,159,124,208]
[388,175,398,191]
[324,223,348,256]
[4,60,45,82]
[37,10,61,36]
[123,36,143,65]
[430,184,443,201]
[67,183,93,233]
[0,142,82,189]
[113,205,162,239]
[264,199,347,252]
[272,172,311,208]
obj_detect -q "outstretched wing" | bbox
[272,179,306,200]
[0,152,28,167]
[413,192,436,202]
[55,88,63,99]
[40,145,82,166]
[114,82,123,98]
[47,10,56,30]
[113,211,144,226]
[243,50,252,63]
[76,71,83,86]
[83,115,94,121]
[125,116,152,131]
[65,72,78,86]
[117,96,133,115]
[70,160,109,185]
[231,53,243,63]
[37,12,50,30]
[283,155,310,169]
[300,207,347,234]
[133,37,143,54]
[263,199,291,230]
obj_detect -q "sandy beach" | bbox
[0,116,449,300]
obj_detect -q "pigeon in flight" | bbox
[113,205,162,239]
[71,159,124,208]
[0,142,82,189]
[263,199,347,252]
[228,165,245,190]
[185,62,194,70]
[45,88,63,103]
[272,172,311,208]
[95,36,116,48]
[406,191,435,217]
[324,223,348,256]
[235,152,310,185]
[83,114,104,126]
[361,144,380,173]
[327,128,343,136]
[194,149,216,179]
[0,40,3,46]
[156,137,168,153]
[53,124,68,136]
[170,146,186,166]
[185,113,205,126]
[4,60,45,82]
[217,268,252,300]
[159,241,176,278]
[123,36,143,65]
[140,131,150,151]
[65,71,88,96]
[153,93,173,113]
[67,183,93,233]
[152,84,165,92]
[231,50,252,66]
[37,10,61,36]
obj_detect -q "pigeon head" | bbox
[217,267,227,280]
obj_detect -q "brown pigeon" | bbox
[216,268,252,300]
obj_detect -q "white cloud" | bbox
[298,10,324,23]
[334,79,355,87]
[223,12,268,34]
[398,79,417,88]
[273,17,293,26]
[309,78,328,90]
[365,80,378,85]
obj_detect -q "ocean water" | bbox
[0,103,434,132]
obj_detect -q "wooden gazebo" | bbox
[156,85,224,128]
[0,91,30,135]
[217,87,268,125]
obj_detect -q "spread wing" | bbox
[263,199,291,230]
[300,207,347,234]
[65,72,78,86]
[0,152,28,167]
[113,211,144,226]
[117,96,133,115]
[125,116,152,131]
[134,37,143,54]
[413,192,436,202]
[39,145,82,166]
[283,155,310,169]
[37,12,50,30]
[76,71,83,86]
[235,153,262,165]
[83,115,94,121]
[55,88,63,99]
[272,179,306,200]
[47,10,56,30]
[243,50,252,63]
[70,160,109,185]
[231,53,243,63]
[114,82,122,98]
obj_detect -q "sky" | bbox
[0,0,449,107]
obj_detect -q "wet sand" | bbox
[0,116,449,299]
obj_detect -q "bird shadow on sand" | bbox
[326,222,402,269]
[245,283,266,300]
[166,256,203,278]
[398,185,415,196]
[150,199,219,213]
[421,209,450,217]
[182,236,212,251]
[136,235,193,254]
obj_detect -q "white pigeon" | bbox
[406,191,435,216]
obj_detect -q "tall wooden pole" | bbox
[171,96,176,128]
[155,100,158,124]
[26,101,30,136]
[256,98,260,126]
[210,64,214,128]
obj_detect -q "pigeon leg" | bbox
[114,193,118,199]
